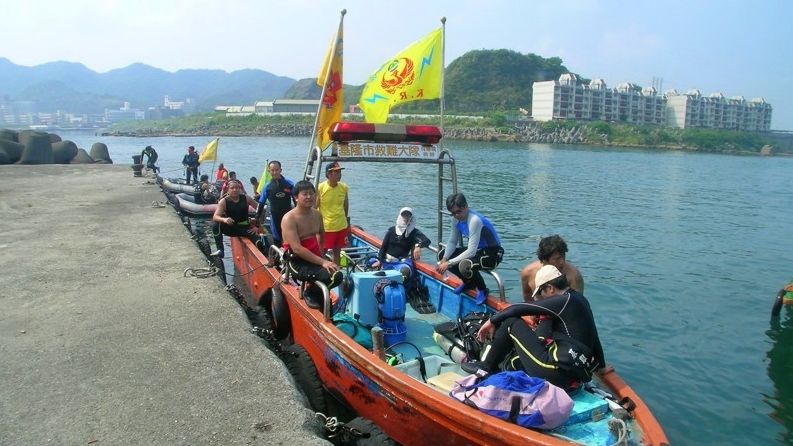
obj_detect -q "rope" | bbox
[606,418,629,446]
[183,266,219,278]
[151,201,166,208]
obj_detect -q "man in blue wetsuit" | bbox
[182,146,200,184]
[465,264,606,391]
[255,160,295,247]
[435,192,503,304]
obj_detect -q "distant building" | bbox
[272,99,320,114]
[254,101,273,114]
[665,90,771,131]
[532,74,772,131]
[217,99,320,117]
[105,102,145,123]
[163,95,195,115]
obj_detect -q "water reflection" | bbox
[766,307,793,444]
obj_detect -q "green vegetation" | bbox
[107,114,785,154]
[580,122,775,153]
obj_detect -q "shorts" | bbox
[324,227,349,250]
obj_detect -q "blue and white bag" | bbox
[450,370,574,429]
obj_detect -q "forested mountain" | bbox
[0,58,295,112]
[444,49,571,112]
[0,49,574,114]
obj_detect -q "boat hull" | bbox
[230,229,669,446]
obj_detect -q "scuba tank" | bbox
[432,331,468,363]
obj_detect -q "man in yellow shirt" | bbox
[316,162,349,265]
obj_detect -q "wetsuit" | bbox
[442,209,503,292]
[284,236,343,307]
[257,177,295,247]
[378,226,431,294]
[213,196,258,251]
[141,147,159,172]
[182,152,200,184]
[194,182,218,204]
[481,290,605,391]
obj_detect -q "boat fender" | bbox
[268,286,291,340]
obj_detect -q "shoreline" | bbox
[102,126,791,157]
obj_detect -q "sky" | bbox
[2,0,792,129]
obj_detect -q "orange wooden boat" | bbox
[232,122,669,445]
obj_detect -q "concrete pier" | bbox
[0,165,329,445]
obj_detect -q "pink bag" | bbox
[450,371,573,429]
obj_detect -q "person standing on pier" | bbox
[256,160,295,248]
[316,162,349,265]
[182,146,200,184]
[436,192,503,305]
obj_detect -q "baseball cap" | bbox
[325,161,344,173]
[532,264,563,298]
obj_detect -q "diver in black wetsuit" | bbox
[465,264,606,391]
[141,146,159,173]
[211,180,261,258]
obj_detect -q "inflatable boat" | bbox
[174,193,256,218]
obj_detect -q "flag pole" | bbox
[439,16,446,144]
[305,9,346,181]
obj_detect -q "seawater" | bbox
[60,131,793,445]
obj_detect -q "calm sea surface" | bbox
[62,131,793,445]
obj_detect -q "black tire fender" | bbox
[268,285,291,340]
[283,344,327,414]
[343,417,395,446]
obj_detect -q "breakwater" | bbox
[104,123,589,144]
[102,122,791,155]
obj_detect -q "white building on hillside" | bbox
[532,74,665,125]
[532,74,772,131]
[665,90,771,131]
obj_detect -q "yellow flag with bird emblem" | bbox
[359,28,443,123]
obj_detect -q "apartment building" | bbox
[532,74,772,131]
[665,90,771,131]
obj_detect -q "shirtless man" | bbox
[520,235,584,302]
[281,180,342,308]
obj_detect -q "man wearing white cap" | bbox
[464,264,606,391]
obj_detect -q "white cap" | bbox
[532,264,563,298]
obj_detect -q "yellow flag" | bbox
[198,138,219,162]
[359,28,443,123]
[256,160,271,195]
[315,19,344,150]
